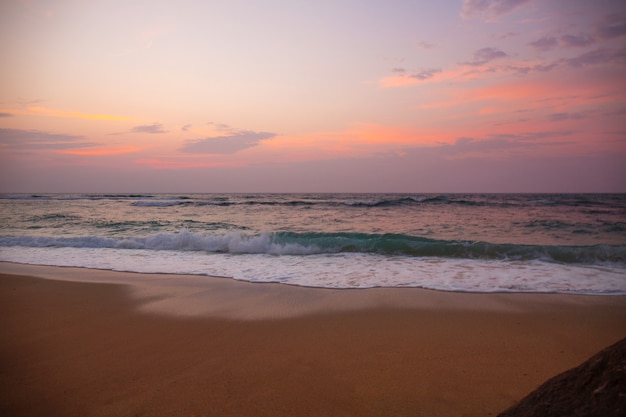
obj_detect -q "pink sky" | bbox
[1,0,625,192]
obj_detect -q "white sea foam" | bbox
[1,247,624,294]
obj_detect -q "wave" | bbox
[2,193,625,210]
[2,230,624,265]
[131,200,186,207]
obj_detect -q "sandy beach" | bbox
[1,263,625,417]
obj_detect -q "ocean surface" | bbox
[1,193,625,294]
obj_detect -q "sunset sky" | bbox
[1,0,625,193]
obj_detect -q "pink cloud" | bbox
[60,146,141,156]
[134,158,244,170]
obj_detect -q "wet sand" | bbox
[1,263,625,416]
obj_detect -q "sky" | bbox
[1,0,625,193]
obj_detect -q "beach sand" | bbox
[1,263,625,417]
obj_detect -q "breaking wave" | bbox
[1,230,624,265]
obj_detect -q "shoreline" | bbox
[2,261,626,319]
[2,262,626,416]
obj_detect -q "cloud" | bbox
[130,122,168,134]
[560,34,595,48]
[563,47,626,68]
[528,34,595,51]
[417,41,436,49]
[387,67,441,80]
[207,122,235,132]
[505,46,625,75]
[61,146,141,156]
[462,47,508,66]
[548,112,587,122]
[490,32,517,40]
[181,124,192,131]
[595,12,626,39]
[0,128,97,150]
[180,131,276,154]
[461,0,531,20]
[0,112,13,117]
[5,106,133,121]
[437,131,573,157]
[528,36,558,51]
[409,68,442,80]
[382,40,625,89]
[531,62,559,72]
[134,158,243,170]
[379,66,457,87]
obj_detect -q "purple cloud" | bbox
[463,47,508,66]
[490,32,517,40]
[180,131,276,154]
[409,68,442,80]
[529,34,596,51]
[563,47,626,68]
[560,34,595,48]
[528,36,558,51]
[531,62,559,72]
[0,128,97,150]
[461,0,531,20]
[548,112,587,122]
[131,123,168,134]
[437,131,573,156]
[417,41,436,49]
[595,12,626,39]
[0,112,13,117]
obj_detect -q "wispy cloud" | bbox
[408,68,442,80]
[379,67,464,87]
[548,112,587,122]
[528,36,558,51]
[528,34,595,51]
[134,158,244,170]
[490,31,517,40]
[0,128,97,150]
[3,106,134,121]
[417,41,436,49]
[180,131,276,154]
[381,41,626,89]
[130,122,168,134]
[462,47,508,66]
[461,0,531,20]
[0,112,13,117]
[207,122,236,132]
[0,128,141,156]
[560,34,595,48]
[562,47,626,68]
[60,147,141,156]
[433,131,573,158]
[595,12,626,39]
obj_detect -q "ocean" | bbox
[1,193,625,294]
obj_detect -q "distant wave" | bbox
[2,230,625,265]
[131,200,186,207]
[2,193,625,210]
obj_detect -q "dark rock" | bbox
[498,337,626,417]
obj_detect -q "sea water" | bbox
[0,193,624,294]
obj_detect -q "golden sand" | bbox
[1,263,625,416]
